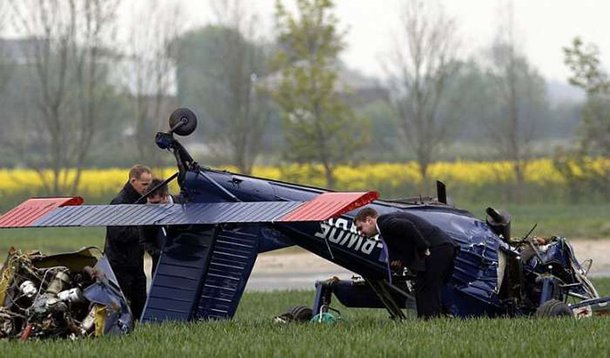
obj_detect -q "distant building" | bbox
[0,37,45,64]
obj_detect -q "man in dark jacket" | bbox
[105,164,152,321]
[354,207,457,319]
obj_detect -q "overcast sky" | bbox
[124,0,610,84]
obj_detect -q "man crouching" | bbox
[354,207,458,319]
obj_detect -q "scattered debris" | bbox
[0,247,132,340]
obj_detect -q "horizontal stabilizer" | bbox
[0,191,379,228]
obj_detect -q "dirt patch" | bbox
[251,239,610,277]
[569,239,610,276]
[253,251,346,274]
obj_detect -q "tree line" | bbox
[0,0,606,203]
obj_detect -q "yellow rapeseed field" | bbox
[0,168,179,199]
[1,158,607,201]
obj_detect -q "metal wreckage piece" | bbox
[0,247,132,340]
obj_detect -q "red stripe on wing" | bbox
[279,191,379,222]
[0,197,84,228]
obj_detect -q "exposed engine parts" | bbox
[0,247,132,340]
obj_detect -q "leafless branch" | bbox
[385,0,460,181]
[122,0,182,168]
[5,0,122,195]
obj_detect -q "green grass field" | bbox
[0,228,106,256]
[461,203,610,239]
[3,279,610,357]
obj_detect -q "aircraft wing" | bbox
[0,191,379,228]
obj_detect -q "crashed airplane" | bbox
[1,108,608,327]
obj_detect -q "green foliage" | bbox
[563,37,610,157]
[552,153,610,202]
[358,100,404,162]
[559,38,610,196]
[578,97,610,156]
[564,37,610,94]
[444,61,498,141]
[270,0,369,187]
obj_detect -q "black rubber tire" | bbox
[287,305,313,322]
[535,299,573,318]
[169,108,198,136]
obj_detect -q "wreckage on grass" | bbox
[0,107,609,325]
[0,247,132,340]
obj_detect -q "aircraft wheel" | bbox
[273,305,313,323]
[288,305,313,321]
[169,108,198,136]
[535,299,573,318]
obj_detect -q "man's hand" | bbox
[418,248,431,258]
[532,236,547,245]
[390,260,403,270]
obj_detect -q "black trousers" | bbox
[151,254,160,277]
[414,244,456,319]
[114,267,147,321]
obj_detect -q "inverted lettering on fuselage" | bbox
[314,218,383,255]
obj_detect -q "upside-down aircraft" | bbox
[1,108,609,323]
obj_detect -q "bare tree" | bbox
[205,0,272,175]
[386,0,460,185]
[123,0,182,168]
[483,3,548,202]
[8,0,121,195]
[0,0,16,150]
